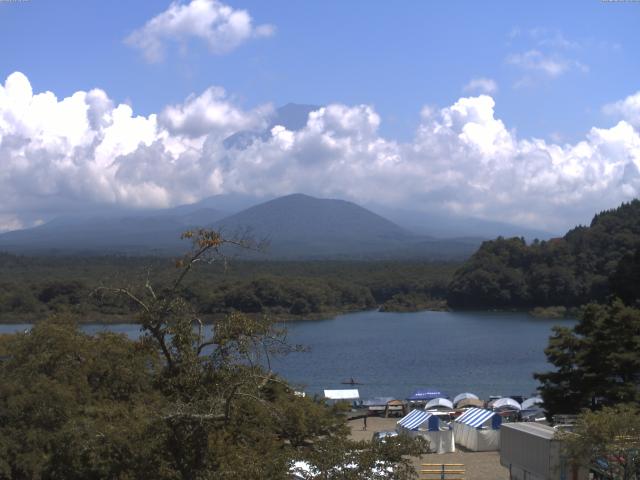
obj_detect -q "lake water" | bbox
[0,310,574,401]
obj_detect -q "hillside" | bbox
[215,193,419,258]
[0,193,481,259]
[0,209,227,254]
[447,199,640,309]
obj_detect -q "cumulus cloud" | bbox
[125,0,275,62]
[1,71,639,233]
[603,91,640,128]
[159,87,273,137]
[463,78,498,95]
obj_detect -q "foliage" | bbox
[557,405,640,479]
[610,245,640,307]
[448,200,640,309]
[0,230,428,479]
[0,254,458,322]
[535,301,640,418]
[293,435,429,479]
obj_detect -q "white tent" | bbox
[453,408,501,451]
[323,389,359,400]
[453,392,479,406]
[425,397,454,410]
[521,396,543,410]
[492,397,521,411]
[396,410,455,454]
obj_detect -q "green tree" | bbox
[535,301,640,418]
[557,405,640,480]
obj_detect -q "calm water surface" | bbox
[0,310,574,400]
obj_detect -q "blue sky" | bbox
[0,0,640,232]
[2,0,637,140]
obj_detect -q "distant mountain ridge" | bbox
[0,193,481,259]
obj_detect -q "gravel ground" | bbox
[347,417,509,480]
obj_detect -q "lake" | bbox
[0,310,574,401]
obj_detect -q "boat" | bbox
[341,378,363,385]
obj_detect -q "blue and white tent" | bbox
[397,410,439,431]
[453,408,501,451]
[396,410,455,454]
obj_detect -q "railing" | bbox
[420,463,465,480]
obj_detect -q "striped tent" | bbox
[453,408,501,451]
[397,409,437,431]
[396,409,454,454]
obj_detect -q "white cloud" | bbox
[603,91,640,128]
[1,71,639,234]
[463,78,498,95]
[0,214,23,234]
[506,49,586,78]
[159,86,273,138]
[125,0,275,62]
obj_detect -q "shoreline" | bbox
[0,302,578,325]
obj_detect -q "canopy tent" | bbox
[453,392,479,406]
[407,389,447,402]
[384,399,406,417]
[396,410,455,454]
[425,398,454,410]
[521,397,543,410]
[323,389,359,400]
[492,397,521,411]
[453,407,502,451]
[457,398,485,409]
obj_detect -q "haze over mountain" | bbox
[0,193,489,259]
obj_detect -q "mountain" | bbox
[366,204,556,241]
[447,199,640,309]
[0,193,481,259]
[0,208,227,255]
[213,193,417,258]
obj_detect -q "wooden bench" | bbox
[420,463,465,480]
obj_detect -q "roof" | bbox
[492,397,521,410]
[501,422,556,440]
[397,410,434,430]
[521,397,543,410]
[454,408,497,428]
[361,396,394,406]
[453,392,479,405]
[323,389,359,400]
[425,397,454,410]
[457,398,485,409]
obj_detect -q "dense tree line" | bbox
[0,255,456,322]
[448,200,640,309]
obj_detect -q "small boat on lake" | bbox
[341,378,363,385]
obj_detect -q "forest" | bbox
[447,200,640,310]
[0,253,457,323]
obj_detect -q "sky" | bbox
[1,0,639,233]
